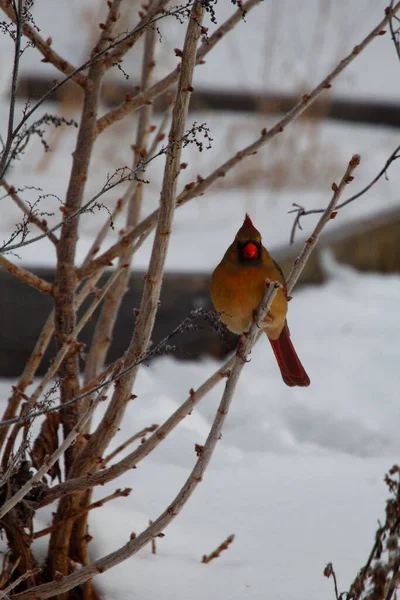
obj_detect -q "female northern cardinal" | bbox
[211,214,310,387]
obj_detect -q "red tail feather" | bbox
[268,325,310,387]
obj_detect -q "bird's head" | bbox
[234,214,262,262]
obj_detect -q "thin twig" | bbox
[201,534,235,564]
[35,356,235,506]
[0,269,103,458]
[0,309,206,430]
[96,0,264,133]
[27,264,127,409]
[0,1,196,181]
[0,0,23,179]
[103,425,159,465]
[389,0,400,62]
[0,568,41,597]
[0,147,166,256]
[1,180,58,245]
[150,520,156,555]
[0,0,85,86]
[32,488,131,539]
[80,101,173,269]
[289,144,400,243]
[0,387,107,520]
[0,312,54,453]
[324,563,340,600]
[102,0,169,69]
[286,154,360,292]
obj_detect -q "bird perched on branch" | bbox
[211,214,310,387]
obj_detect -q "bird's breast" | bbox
[211,263,277,334]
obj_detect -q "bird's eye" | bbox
[241,242,259,260]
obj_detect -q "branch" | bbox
[0,308,205,431]
[0,270,103,456]
[0,257,53,295]
[0,0,86,87]
[80,4,398,281]
[286,154,361,292]
[201,534,235,564]
[13,282,280,600]
[66,0,205,489]
[0,0,182,181]
[27,264,127,409]
[0,0,23,180]
[13,150,360,597]
[289,144,400,243]
[1,180,58,245]
[389,0,400,62]
[32,488,132,539]
[0,569,41,598]
[102,424,159,465]
[0,388,107,521]
[35,357,234,506]
[96,0,262,133]
[102,0,169,69]
[84,11,157,383]
[80,99,173,269]
[0,158,161,256]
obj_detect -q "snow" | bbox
[2,262,397,599]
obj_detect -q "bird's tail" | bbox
[268,325,310,387]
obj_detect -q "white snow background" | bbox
[0,0,400,599]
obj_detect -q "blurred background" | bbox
[1,0,400,374]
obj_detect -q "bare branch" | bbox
[286,154,360,292]
[201,534,235,564]
[0,0,86,87]
[32,488,131,539]
[102,0,169,69]
[68,0,205,488]
[289,144,400,243]
[0,0,23,180]
[84,12,157,383]
[13,281,280,600]
[96,0,262,133]
[389,0,400,62]
[0,568,41,597]
[34,357,234,506]
[1,180,58,245]
[323,563,340,600]
[0,270,103,457]
[80,4,399,281]
[80,100,173,269]
[103,424,159,465]
[0,257,53,295]
[27,264,127,409]
[0,389,106,521]
[0,313,54,453]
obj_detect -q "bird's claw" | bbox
[237,334,251,363]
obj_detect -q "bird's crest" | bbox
[235,213,262,242]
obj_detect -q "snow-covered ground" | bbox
[2,262,393,600]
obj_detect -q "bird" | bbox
[210,214,310,387]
